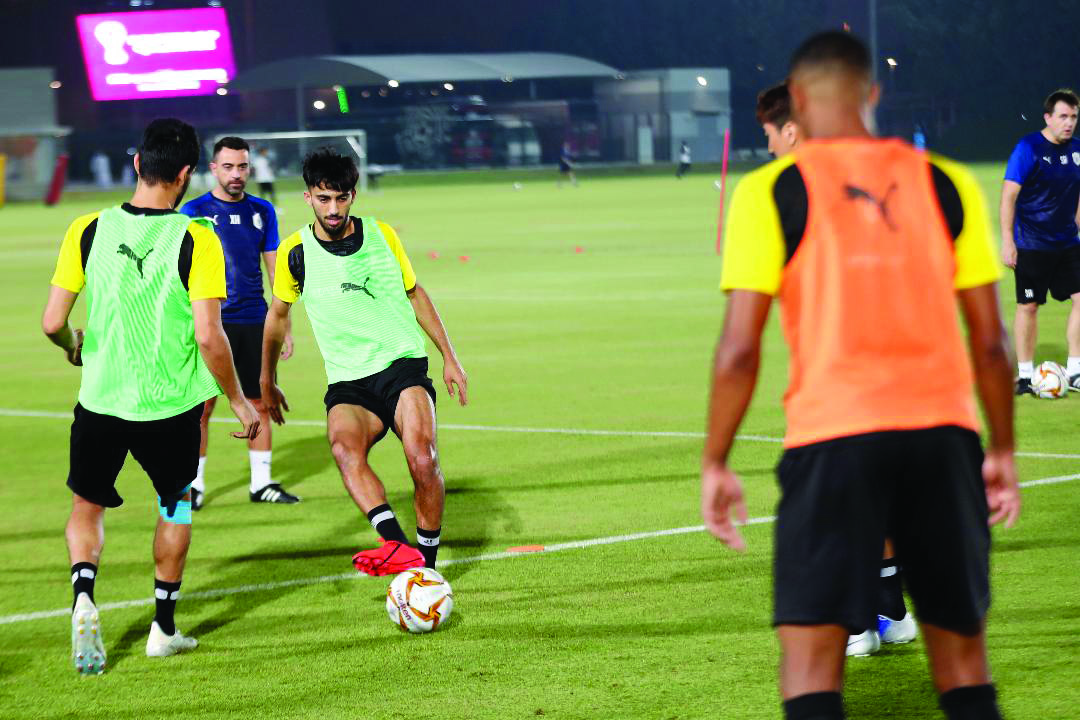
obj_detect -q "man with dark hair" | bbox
[704,32,1019,720]
[261,147,467,576]
[1000,88,1080,394]
[756,83,803,157]
[181,136,298,509]
[43,118,260,674]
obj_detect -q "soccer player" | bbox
[1000,89,1080,394]
[181,137,299,509]
[703,32,1020,720]
[676,141,692,178]
[42,119,260,674]
[756,81,916,658]
[252,147,279,206]
[558,141,578,187]
[261,148,467,575]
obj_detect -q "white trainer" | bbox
[145,621,198,657]
[71,593,106,675]
[880,612,918,644]
[846,629,881,657]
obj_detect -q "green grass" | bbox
[0,165,1077,719]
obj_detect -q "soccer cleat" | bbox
[71,593,106,676]
[846,629,881,657]
[1015,377,1035,396]
[352,539,425,577]
[1069,373,1080,392]
[879,612,918,644]
[145,621,198,657]
[250,483,300,504]
[191,486,204,511]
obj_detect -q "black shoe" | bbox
[250,484,301,504]
[1069,373,1080,392]
[191,487,204,511]
[1015,377,1035,396]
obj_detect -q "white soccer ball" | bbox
[386,567,454,633]
[512,182,523,190]
[1034,361,1069,399]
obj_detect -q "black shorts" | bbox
[223,322,263,399]
[258,181,275,195]
[1014,245,1080,304]
[773,426,991,635]
[67,403,203,508]
[324,357,436,443]
[559,159,572,173]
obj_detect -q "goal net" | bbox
[208,129,368,194]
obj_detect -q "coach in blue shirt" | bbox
[1001,89,1080,395]
[181,137,300,509]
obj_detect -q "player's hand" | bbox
[229,396,261,440]
[983,447,1021,528]
[261,382,290,425]
[444,358,468,406]
[280,333,294,361]
[66,328,84,367]
[1001,241,1017,269]
[701,460,748,551]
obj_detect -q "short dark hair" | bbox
[789,30,871,79]
[137,118,199,186]
[302,147,358,191]
[1044,88,1080,115]
[756,83,793,127]
[213,136,249,158]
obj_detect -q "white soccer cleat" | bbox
[880,612,918,644]
[71,593,106,676]
[145,621,198,657]
[846,629,881,657]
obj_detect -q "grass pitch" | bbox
[0,165,1077,719]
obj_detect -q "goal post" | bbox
[210,129,368,193]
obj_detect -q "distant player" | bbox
[42,119,259,674]
[181,137,299,509]
[756,80,916,659]
[252,147,278,206]
[704,32,1019,720]
[558,140,578,187]
[676,141,692,178]
[1000,89,1080,394]
[756,83,804,157]
[261,148,468,575]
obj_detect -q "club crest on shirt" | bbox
[1072,152,1080,166]
[253,213,264,230]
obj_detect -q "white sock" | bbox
[1068,357,1080,376]
[1018,361,1034,380]
[192,456,206,493]
[249,450,272,492]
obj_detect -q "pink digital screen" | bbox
[76,8,236,101]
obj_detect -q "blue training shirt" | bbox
[180,192,280,324]
[1004,131,1080,251]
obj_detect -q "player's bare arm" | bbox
[407,284,467,406]
[262,250,294,360]
[701,289,772,551]
[193,298,260,440]
[999,180,1021,268]
[260,296,292,424]
[41,285,84,366]
[957,282,1021,528]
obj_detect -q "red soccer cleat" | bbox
[352,539,425,576]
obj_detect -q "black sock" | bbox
[784,692,845,720]
[154,579,182,636]
[940,685,1002,720]
[879,557,907,620]
[416,526,441,568]
[71,562,97,609]
[366,504,409,544]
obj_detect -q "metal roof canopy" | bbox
[228,52,621,91]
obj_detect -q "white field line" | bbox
[1,407,1077,459]
[0,461,1072,630]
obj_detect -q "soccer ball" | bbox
[1033,361,1069,399]
[512,182,523,190]
[386,568,454,633]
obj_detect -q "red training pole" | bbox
[716,128,730,254]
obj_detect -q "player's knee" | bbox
[330,437,364,472]
[1017,302,1039,317]
[405,444,438,480]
